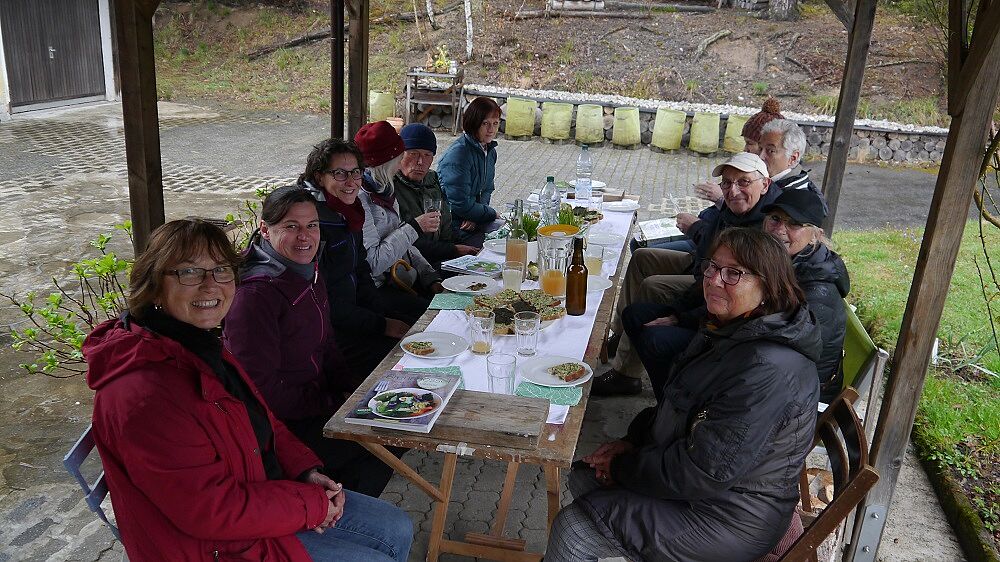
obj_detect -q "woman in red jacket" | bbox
[84,219,412,561]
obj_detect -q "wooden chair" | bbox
[775,395,880,562]
[64,424,120,540]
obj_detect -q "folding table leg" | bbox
[427,452,458,562]
[543,465,561,532]
[359,442,445,502]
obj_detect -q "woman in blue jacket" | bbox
[437,96,502,245]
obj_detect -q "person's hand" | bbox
[429,281,445,294]
[456,244,480,256]
[415,211,441,233]
[675,213,698,234]
[644,315,678,327]
[384,318,411,339]
[301,468,342,492]
[460,220,477,231]
[583,440,633,486]
[694,180,723,204]
[315,488,346,533]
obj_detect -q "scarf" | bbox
[326,196,366,232]
[260,238,316,281]
[362,155,404,211]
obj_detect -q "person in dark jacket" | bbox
[84,219,412,562]
[437,96,503,245]
[624,191,849,404]
[224,186,398,497]
[298,139,417,379]
[762,188,850,402]
[594,152,780,397]
[394,123,481,269]
[546,228,821,562]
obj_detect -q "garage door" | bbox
[1,0,105,108]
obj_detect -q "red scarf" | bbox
[326,197,365,232]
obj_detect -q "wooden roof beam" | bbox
[824,0,854,30]
[845,9,1000,561]
[114,0,165,252]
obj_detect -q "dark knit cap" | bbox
[400,123,438,155]
[741,98,784,143]
[354,121,405,167]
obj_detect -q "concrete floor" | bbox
[0,100,969,561]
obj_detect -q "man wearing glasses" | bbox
[594,152,780,397]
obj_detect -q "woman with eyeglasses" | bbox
[762,189,850,403]
[546,228,820,562]
[437,96,503,245]
[223,186,400,497]
[83,219,413,561]
[298,138,422,382]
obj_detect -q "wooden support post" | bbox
[347,0,370,137]
[114,0,164,253]
[823,0,854,30]
[331,0,346,138]
[820,0,877,237]
[844,12,1000,561]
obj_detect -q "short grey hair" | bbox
[761,119,807,164]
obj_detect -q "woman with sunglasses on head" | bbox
[83,219,412,561]
[762,189,850,403]
[437,96,503,246]
[224,185,401,497]
[546,228,820,562]
[298,138,422,382]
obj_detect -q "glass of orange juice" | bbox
[540,248,568,298]
[468,310,495,354]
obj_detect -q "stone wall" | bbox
[406,92,947,166]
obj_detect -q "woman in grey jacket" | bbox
[546,228,821,562]
[353,121,443,306]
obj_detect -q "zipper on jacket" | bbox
[687,409,708,451]
[214,401,228,414]
[213,550,220,561]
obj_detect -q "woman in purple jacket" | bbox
[224,185,396,497]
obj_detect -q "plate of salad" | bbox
[368,388,443,419]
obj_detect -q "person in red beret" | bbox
[353,122,443,316]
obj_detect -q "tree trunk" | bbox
[769,0,799,20]
[464,0,474,59]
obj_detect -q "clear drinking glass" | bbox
[589,192,604,212]
[503,260,524,291]
[539,248,569,298]
[423,192,440,213]
[487,353,517,394]
[584,244,604,276]
[468,309,495,355]
[514,311,541,356]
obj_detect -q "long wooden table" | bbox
[324,216,636,561]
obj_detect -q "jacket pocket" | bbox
[212,539,266,561]
[686,408,709,451]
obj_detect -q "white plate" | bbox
[587,276,612,292]
[587,232,625,247]
[569,179,608,190]
[369,387,443,419]
[604,200,640,212]
[483,239,506,255]
[400,331,469,359]
[441,275,498,295]
[519,355,594,387]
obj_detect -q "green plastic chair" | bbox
[834,301,889,440]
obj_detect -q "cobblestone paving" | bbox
[0,102,962,561]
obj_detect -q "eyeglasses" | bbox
[720,176,763,191]
[765,213,809,232]
[165,266,236,286]
[480,120,501,130]
[700,258,761,286]
[323,168,363,181]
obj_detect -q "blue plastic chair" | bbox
[63,424,120,540]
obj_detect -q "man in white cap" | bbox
[594,152,780,397]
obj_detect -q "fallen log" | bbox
[693,29,730,61]
[604,1,716,11]
[507,9,652,19]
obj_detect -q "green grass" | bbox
[834,220,1000,516]
[807,94,949,127]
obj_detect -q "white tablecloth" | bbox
[394,209,635,424]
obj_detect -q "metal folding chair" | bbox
[63,424,120,540]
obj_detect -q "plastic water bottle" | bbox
[540,176,559,225]
[575,144,593,208]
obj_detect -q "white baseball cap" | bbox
[712,152,770,179]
